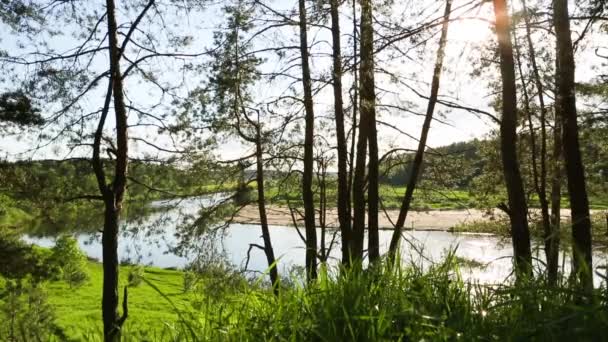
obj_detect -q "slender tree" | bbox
[329,0,353,267]
[553,0,594,292]
[520,0,557,285]
[298,0,318,280]
[252,112,280,294]
[360,0,380,263]
[352,0,371,263]
[348,0,358,209]
[492,0,532,278]
[550,105,562,283]
[203,1,279,292]
[388,0,452,263]
[1,1,212,339]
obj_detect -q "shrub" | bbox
[183,270,197,293]
[0,280,62,341]
[128,265,145,287]
[0,227,57,282]
[51,235,89,288]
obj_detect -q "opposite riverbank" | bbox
[231,204,605,232]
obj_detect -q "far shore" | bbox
[230,205,600,231]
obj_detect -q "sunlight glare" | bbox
[450,19,492,43]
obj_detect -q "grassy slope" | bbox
[44,262,189,341]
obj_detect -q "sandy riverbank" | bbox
[232,205,499,230]
[231,205,601,231]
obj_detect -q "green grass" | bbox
[378,185,475,209]
[264,180,608,211]
[5,252,608,341]
[41,262,190,340]
[121,257,608,341]
[263,181,477,210]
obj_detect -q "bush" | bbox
[183,271,197,293]
[0,227,57,282]
[0,280,62,341]
[128,265,145,287]
[51,235,89,288]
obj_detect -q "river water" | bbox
[26,195,608,286]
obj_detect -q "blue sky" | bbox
[0,0,604,164]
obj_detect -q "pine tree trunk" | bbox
[348,0,358,209]
[298,0,317,281]
[351,115,367,263]
[388,0,452,263]
[553,0,593,293]
[102,205,121,342]
[492,0,533,278]
[550,111,562,284]
[255,132,279,295]
[102,0,130,339]
[359,0,380,263]
[352,2,369,264]
[330,0,352,266]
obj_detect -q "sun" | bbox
[449,18,492,43]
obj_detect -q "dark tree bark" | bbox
[254,124,280,295]
[330,0,352,266]
[317,158,330,263]
[234,110,280,294]
[352,0,370,264]
[360,0,379,263]
[492,0,533,278]
[298,0,317,281]
[553,0,593,293]
[348,0,358,206]
[521,0,557,285]
[550,110,562,284]
[388,0,452,263]
[98,0,135,339]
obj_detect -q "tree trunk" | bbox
[550,111,562,284]
[521,0,556,285]
[348,0,358,210]
[330,0,352,266]
[359,0,379,263]
[318,160,329,262]
[255,125,279,294]
[492,0,533,278]
[388,0,452,263]
[553,0,593,293]
[101,0,130,340]
[102,205,121,342]
[513,28,555,281]
[352,2,369,264]
[298,0,317,281]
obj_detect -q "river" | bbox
[26,195,607,286]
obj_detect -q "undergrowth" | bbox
[122,255,608,341]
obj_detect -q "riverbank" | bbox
[231,204,605,232]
